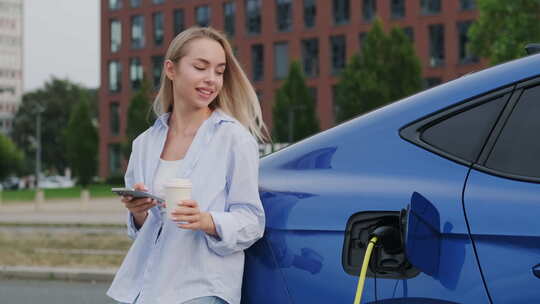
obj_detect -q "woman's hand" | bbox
[121,183,157,228]
[170,200,217,236]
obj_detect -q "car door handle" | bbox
[533,264,540,278]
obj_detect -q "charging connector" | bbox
[353,236,378,304]
[371,226,402,254]
[353,225,404,304]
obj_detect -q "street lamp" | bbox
[35,104,44,189]
[33,104,45,210]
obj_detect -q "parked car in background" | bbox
[1,176,20,190]
[39,176,75,189]
[243,52,540,303]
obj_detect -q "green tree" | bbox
[0,134,23,181]
[335,19,422,123]
[468,0,540,65]
[65,98,98,187]
[272,61,319,142]
[124,78,155,158]
[11,77,97,175]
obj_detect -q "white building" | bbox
[0,0,23,135]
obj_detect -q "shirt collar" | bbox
[155,108,235,129]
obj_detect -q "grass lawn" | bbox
[0,230,131,268]
[1,184,122,202]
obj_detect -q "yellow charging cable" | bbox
[353,236,379,304]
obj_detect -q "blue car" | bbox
[242,51,540,304]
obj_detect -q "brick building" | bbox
[0,0,23,135]
[99,0,484,177]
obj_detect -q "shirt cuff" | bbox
[126,212,140,240]
[204,211,238,256]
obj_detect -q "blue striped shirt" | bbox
[107,109,265,304]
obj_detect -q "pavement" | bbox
[0,197,126,226]
[0,197,127,282]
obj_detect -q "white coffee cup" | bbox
[164,178,192,220]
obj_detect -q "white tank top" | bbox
[153,158,184,199]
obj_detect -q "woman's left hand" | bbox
[170,200,218,236]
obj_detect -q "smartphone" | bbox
[111,187,165,203]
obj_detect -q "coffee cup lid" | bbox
[165,178,192,188]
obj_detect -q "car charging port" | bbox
[342,211,419,279]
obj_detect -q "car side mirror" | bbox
[403,192,441,276]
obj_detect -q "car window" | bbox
[485,85,540,178]
[420,95,507,163]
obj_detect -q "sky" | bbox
[23,0,100,92]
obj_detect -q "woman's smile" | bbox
[196,87,214,99]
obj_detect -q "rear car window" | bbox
[421,96,507,163]
[485,85,540,178]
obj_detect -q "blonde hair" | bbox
[153,26,269,142]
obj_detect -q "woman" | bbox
[107,27,268,304]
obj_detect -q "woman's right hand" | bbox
[121,183,157,227]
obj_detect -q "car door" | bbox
[463,78,540,303]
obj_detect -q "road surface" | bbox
[0,279,116,304]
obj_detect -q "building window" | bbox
[421,0,441,15]
[274,42,289,79]
[153,12,164,46]
[110,102,120,136]
[223,2,236,37]
[108,144,122,175]
[403,27,414,42]
[0,84,16,95]
[109,60,122,93]
[391,0,405,19]
[0,69,14,79]
[428,24,444,67]
[130,57,143,90]
[110,19,122,53]
[152,55,164,89]
[130,0,141,8]
[109,0,122,10]
[1,36,22,47]
[362,0,376,22]
[153,0,164,4]
[195,5,211,27]
[304,0,316,28]
[131,15,145,49]
[173,9,185,36]
[333,0,349,25]
[460,0,476,10]
[302,38,319,77]
[330,35,346,74]
[276,0,292,32]
[246,0,261,34]
[0,35,21,47]
[251,44,264,81]
[457,21,478,64]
